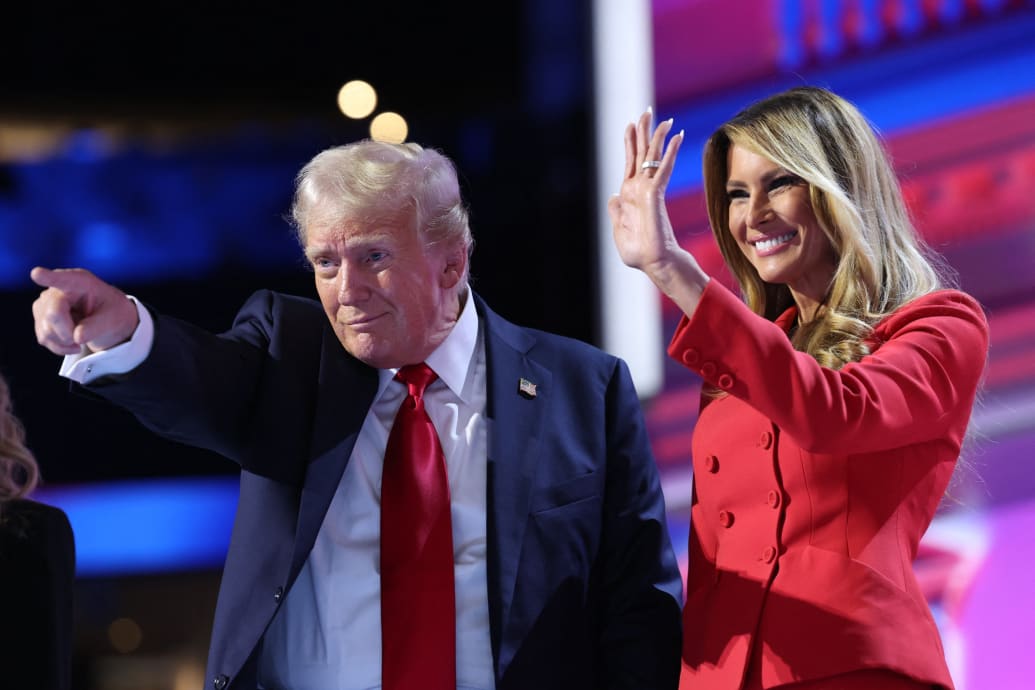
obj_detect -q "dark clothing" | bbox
[0,498,75,690]
[85,290,684,690]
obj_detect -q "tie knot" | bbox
[395,363,438,400]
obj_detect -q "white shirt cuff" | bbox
[59,296,155,384]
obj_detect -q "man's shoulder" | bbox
[524,324,614,362]
[234,289,325,326]
[243,289,322,312]
[219,290,332,355]
[475,295,618,369]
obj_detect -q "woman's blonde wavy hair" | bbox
[0,373,39,501]
[702,86,954,368]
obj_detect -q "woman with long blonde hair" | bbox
[610,86,988,689]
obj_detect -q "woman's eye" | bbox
[769,175,801,191]
[726,189,748,201]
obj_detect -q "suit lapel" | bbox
[281,293,552,672]
[477,297,552,673]
[289,327,379,578]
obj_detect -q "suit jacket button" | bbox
[762,546,777,563]
[681,349,701,366]
[759,431,773,449]
[718,510,734,528]
[274,586,284,603]
[717,373,734,390]
[703,455,719,473]
[213,675,229,690]
[701,361,717,378]
[767,490,781,509]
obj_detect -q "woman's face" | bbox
[725,143,837,316]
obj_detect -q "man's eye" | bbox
[367,251,387,263]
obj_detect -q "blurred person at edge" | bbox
[609,87,988,690]
[30,138,683,690]
[0,370,75,690]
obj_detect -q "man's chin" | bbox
[338,332,398,369]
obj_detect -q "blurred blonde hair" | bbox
[290,139,474,290]
[0,373,39,501]
[702,86,954,368]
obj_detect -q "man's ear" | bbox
[440,247,467,289]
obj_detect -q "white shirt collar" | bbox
[377,289,479,403]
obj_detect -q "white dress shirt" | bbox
[60,293,495,690]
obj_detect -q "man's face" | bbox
[304,217,464,369]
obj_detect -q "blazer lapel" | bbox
[289,328,379,578]
[477,297,552,673]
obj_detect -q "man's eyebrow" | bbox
[305,235,396,256]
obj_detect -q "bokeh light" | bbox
[108,617,143,654]
[337,80,377,119]
[369,112,408,143]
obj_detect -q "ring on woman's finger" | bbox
[641,160,662,170]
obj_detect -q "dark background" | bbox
[1,2,600,485]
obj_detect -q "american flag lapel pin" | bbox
[518,377,537,399]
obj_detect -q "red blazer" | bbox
[667,281,988,690]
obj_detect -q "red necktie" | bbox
[381,363,456,690]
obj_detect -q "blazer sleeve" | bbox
[667,280,989,455]
[597,357,683,689]
[81,290,295,464]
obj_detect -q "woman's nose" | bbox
[747,193,773,228]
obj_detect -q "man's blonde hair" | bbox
[291,139,474,288]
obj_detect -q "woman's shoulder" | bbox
[2,497,71,526]
[871,288,989,351]
[0,498,74,557]
[911,287,983,308]
[879,289,987,328]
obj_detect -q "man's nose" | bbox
[337,266,369,304]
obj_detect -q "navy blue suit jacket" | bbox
[87,290,682,689]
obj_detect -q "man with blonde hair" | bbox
[32,139,682,690]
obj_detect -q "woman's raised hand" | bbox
[608,109,684,275]
[608,109,710,315]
